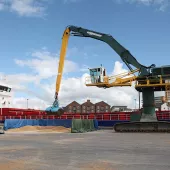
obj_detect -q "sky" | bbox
[0,0,170,109]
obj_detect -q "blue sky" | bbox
[0,0,170,108]
[1,0,170,73]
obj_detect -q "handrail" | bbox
[1,112,170,121]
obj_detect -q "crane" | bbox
[45,28,70,116]
[46,25,170,132]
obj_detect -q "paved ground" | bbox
[0,130,170,170]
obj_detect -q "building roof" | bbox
[81,99,95,105]
[95,101,110,106]
[67,101,81,106]
[111,106,127,108]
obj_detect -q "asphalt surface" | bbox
[0,130,170,170]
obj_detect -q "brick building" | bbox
[95,101,111,113]
[81,99,95,114]
[65,99,111,114]
[65,101,81,113]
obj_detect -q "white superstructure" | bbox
[0,76,12,108]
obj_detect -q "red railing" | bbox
[0,108,170,121]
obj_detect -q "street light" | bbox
[139,92,141,110]
[27,99,29,109]
[134,99,136,110]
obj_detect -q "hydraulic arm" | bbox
[68,25,153,76]
[45,28,69,115]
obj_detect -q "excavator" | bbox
[46,25,170,132]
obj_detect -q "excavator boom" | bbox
[45,28,70,115]
[68,25,151,76]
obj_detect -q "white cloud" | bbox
[0,2,5,10]
[11,97,46,109]
[0,0,47,17]
[115,0,170,11]
[0,72,39,90]
[112,61,128,75]
[15,49,79,79]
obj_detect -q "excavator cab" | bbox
[89,65,106,84]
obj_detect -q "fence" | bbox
[1,112,170,121]
[0,108,170,121]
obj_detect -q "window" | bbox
[7,88,11,92]
[77,106,80,109]
[73,106,76,111]
[97,106,99,109]
[83,110,86,113]
[69,110,72,113]
[91,110,94,112]
[106,106,108,109]
[120,108,124,111]
[97,110,100,113]
[101,106,104,111]
[91,106,94,109]
[83,106,86,109]
[106,110,108,112]
[87,106,90,111]
[103,69,106,76]
[69,106,72,109]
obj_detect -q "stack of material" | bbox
[4,119,72,130]
[71,119,98,133]
[6,126,70,133]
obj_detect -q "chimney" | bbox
[87,99,90,102]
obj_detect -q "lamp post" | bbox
[0,98,2,115]
[27,99,29,109]
[139,92,141,110]
[134,99,136,110]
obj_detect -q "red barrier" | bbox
[67,115,73,119]
[111,115,118,120]
[88,114,95,119]
[103,114,110,120]
[119,114,126,120]
[73,115,81,119]
[1,108,170,121]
